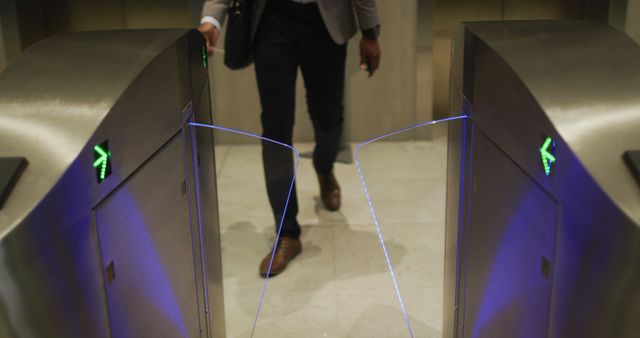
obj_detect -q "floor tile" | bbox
[333,223,444,291]
[221,226,334,294]
[215,138,449,338]
[334,287,443,338]
[225,288,338,338]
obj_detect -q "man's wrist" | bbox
[362,25,380,40]
[201,16,221,31]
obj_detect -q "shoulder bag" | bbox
[224,0,253,70]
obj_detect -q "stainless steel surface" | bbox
[468,20,640,224]
[0,30,224,337]
[433,0,613,119]
[0,29,185,234]
[443,25,475,338]
[96,134,201,337]
[446,21,640,337]
[463,129,559,338]
[192,81,227,338]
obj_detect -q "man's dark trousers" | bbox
[254,0,347,239]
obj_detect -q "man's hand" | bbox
[360,37,381,77]
[198,22,220,55]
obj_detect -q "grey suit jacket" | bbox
[202,0,379,45]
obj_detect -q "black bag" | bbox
[224,0,253,70]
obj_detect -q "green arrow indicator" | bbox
[93,142,112,183]
[202,45,208,68]
[539,136,556,176]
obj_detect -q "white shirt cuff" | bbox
[201,16,221,31]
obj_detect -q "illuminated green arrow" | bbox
[540,137,556,176]
[202,46,208,68]
[93,145,111,181]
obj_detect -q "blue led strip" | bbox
[188,122,300,338]
[354,114,468,338]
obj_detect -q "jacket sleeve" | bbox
[202,0,233,27]
[353,0,380,31]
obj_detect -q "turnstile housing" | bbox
[0,30,225,337]
[445,21,640,338]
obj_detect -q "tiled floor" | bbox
[212,131,448,338]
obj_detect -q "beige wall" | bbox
[0,0,200,70]
[417,0,435,136]
[0,0,21,73]
[7,0,198,48]
[4,0,423,143]
[0,17,5,73]
[209,0,420,143]
[41,0,196,32]
[433,0,501,119]
[628,0,640,43]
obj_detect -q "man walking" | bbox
[199,0,381,277]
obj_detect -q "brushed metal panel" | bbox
[468,35,561,198]
[96,134,202,337]
[549,198,640,337]
[465,20,640,225]
[0,29,189,235]
[443,118,471,338]
[183,28,225,337]
[449,21,640,338]
[463,130,558,338]
[0,211,109,338]
[192,81,227,337]
[182,113,212,338]
[444,26,471,336]
[0,30,216,337]
[84,31,194,208]
[433,1,612,119]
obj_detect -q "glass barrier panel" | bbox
[353,66,470,335]
[354,117,466,338]
[191,123,299,338]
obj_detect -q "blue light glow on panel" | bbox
[471,186,556,338]
[97,184,190,336]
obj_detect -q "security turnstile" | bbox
[0,30,224,337]
[445,21,640,338]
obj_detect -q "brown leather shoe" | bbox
[259,237,302,277]
[317,171,341,211]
